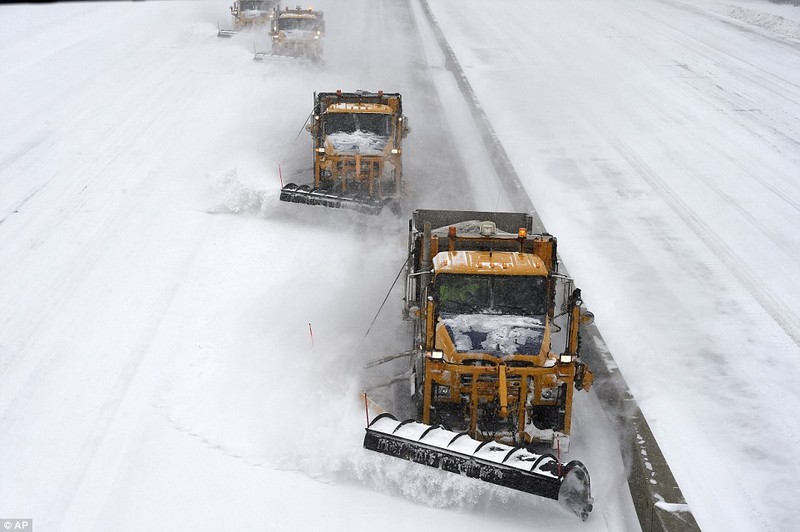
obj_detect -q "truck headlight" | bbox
[428,350,444,360]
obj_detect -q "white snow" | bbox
[1,0,798,531]
[326,130,389,155]
[441,313,545,355]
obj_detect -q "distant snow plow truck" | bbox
[263,5,325,61]
[280,90,409,215]
[218,0,278,37]
[363,209,595,520]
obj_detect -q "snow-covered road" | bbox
[1,0,798,531]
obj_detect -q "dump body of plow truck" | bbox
[363,209,595,520]
[270,6,325,61]
[280,90,409,215]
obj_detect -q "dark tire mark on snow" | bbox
[0,184,46,227]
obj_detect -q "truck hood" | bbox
[440,312,546,356]
[325,130,389,156]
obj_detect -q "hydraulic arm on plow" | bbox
[363,209,595,519]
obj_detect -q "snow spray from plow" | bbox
[363,413,593,520]
[278,91,408,216]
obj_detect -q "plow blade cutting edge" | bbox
[279,183,399,216]
[217,23,237,37]
[363,413,593,520]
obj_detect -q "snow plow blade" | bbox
[363,413,593,520]
[253,49,318,64]
[279,183,399,216]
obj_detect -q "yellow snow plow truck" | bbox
[364,209,595,520]
[280,90,409,215]
[269,5,325,61]
[218,0,278,37]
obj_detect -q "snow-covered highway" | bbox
[1,1,799,531]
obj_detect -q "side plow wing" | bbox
[217,23,237,37]
[279,183,399,216]
[363,413,593,520]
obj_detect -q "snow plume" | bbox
[344,451,574,522]
[157,217,410,480]
[209,170,275,216]
[350,452,515,508]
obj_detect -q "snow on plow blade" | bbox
[279,183,399,216]
[363,413,593,520]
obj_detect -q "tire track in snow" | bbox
[623,0,800,212]
[580,0,800,347]
[609,134,800,347]
[51,231,210,530]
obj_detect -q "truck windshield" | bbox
[277,17,321,31]
[436,274,548,316]
[323,113,391,137]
